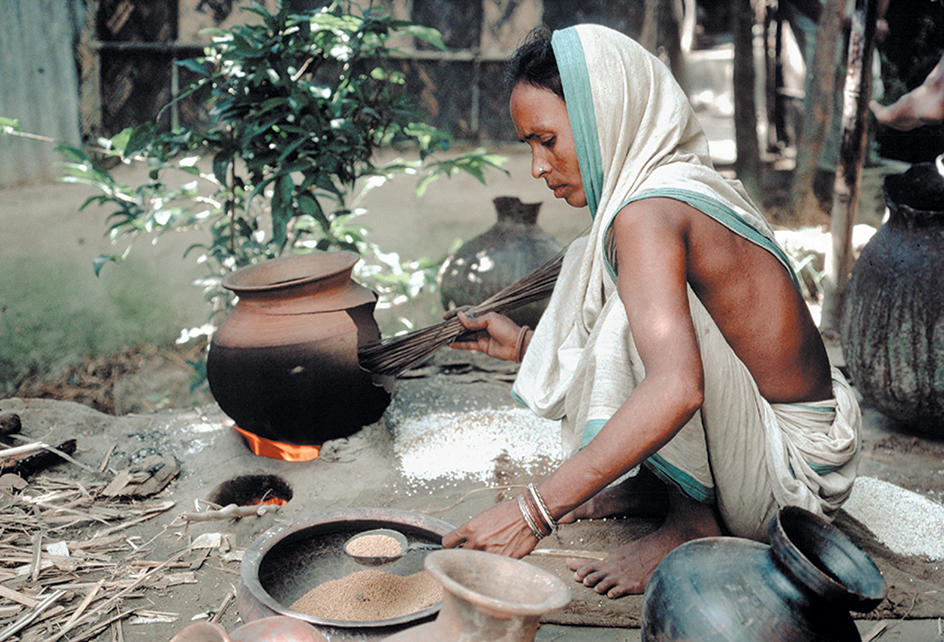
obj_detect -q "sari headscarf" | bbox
[513,24,791,446]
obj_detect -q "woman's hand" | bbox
[445,309,530,362]
[441,499,538,559]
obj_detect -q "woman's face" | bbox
[510,82,587,208]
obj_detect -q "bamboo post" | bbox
[819,0,878,336]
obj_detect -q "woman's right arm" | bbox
[446,310,532,362]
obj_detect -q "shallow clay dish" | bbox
[237,508,454,641]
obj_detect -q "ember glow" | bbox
[231,425,322,461]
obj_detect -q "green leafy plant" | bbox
[53,1,504,327]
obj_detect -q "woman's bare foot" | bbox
[559,466,669,523]
[567,488,722,598]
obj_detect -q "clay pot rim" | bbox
[239,508,454,629]
[424,548,572,616]
[882,159,944,222]
[768,506,886,611]
[222,251,360,293]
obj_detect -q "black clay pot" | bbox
[840,155,944,428]
[438,197,563,328]
[206,252,391,450]
[641,506,886,642]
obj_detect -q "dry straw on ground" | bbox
[0,475,238,642]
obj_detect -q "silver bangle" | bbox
[518,495,546,540]
[528,483,558,532]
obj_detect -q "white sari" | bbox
[511,25,860,540]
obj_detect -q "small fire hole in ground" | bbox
[209,474,293,507]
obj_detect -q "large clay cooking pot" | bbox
[207,252,391,448]
[840,155,944,428]
[641,506,886,641]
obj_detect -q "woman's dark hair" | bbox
[505,26,564,100]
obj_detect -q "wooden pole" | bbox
[789,0,846,222]
[819,0,878,336]
[732,0,762,201]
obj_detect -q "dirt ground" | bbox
[2,139,944,641]
[2,345,944,642]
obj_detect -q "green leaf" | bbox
[121,123,156,158]
[108,128,133,154]
[277,172,295,204]
[0,117,21,134]
[297,192,328,228]
[212,151,233,183]
[246,175,277,210]
[415,173,438,199]
[397,24,446,50]
[177,58,208,75]
[55,143,88,163]
[93,254,119,277]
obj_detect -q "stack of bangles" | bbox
[517,483,558,539]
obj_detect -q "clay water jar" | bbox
[206,252,391,448]
[841,154,944,429]
[641,506,886,641]
[438,197,563,328]
[382,549,571,642]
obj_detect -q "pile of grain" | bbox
[345,533,402,558]
[289,569,442,621]
[843,476,944,560]
[392,407,562,483]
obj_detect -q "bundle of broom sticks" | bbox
[358,247,567,377]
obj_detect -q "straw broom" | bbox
[358,247,566,377]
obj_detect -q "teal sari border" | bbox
[644,454,716,504]
[552,27,603,219]
[579,422,716,504]
[580,418,607,449]
[622,188,802,291]
[807,461,841,475]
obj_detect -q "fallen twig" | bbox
[64,608,135,642]
[0,585,39,608]
[98,442,116,473]
[0,442,46,458]
[30,531,42,582]
[0,589,66,642]
[175,502,280,524]
[210,588,235,624]
[0,439,90,478]
[62,577,105,631]
[861,621,886,642]
[94,500,175,538]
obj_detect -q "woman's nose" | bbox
[531,155,545,179]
